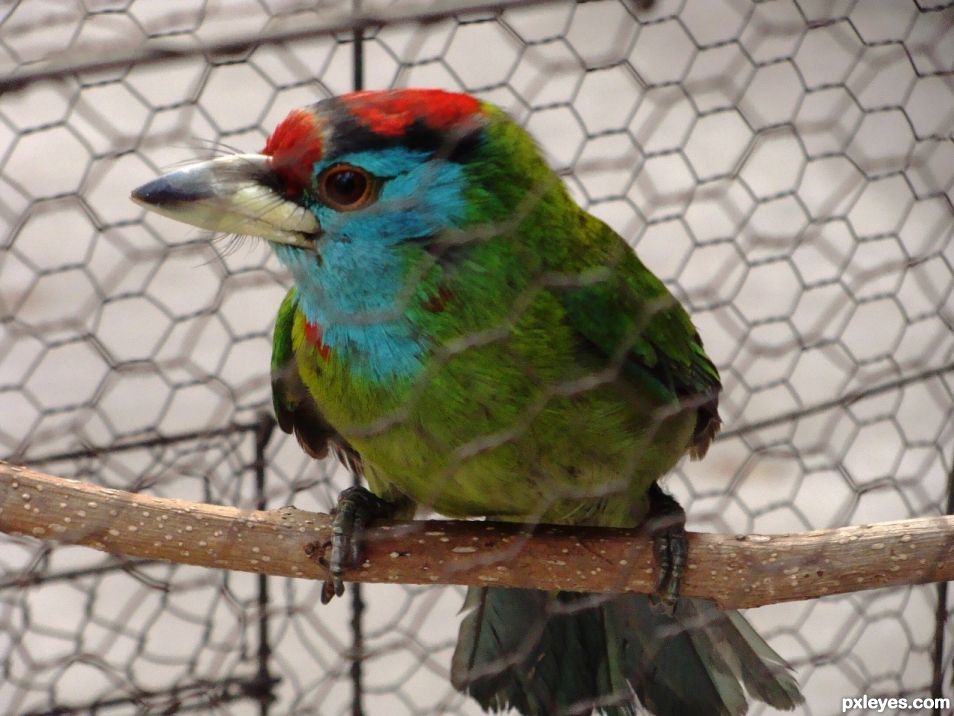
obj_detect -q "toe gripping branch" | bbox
[308,485,397,604]
[645,483,688,611]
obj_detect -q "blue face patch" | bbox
[272,147,468,383]
[310,148,468,241]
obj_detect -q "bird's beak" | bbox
[130,154,320,249]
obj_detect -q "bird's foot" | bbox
[645,483,688,614]
[306,485,395,604]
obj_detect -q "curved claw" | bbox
[303,541,339,604]
[651,522,687,611]
[645,483,688,614]
[308,485,395,604]
[321,576,342,605]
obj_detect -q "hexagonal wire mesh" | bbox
[1,0,953,714]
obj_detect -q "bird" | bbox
[131,88,803,716]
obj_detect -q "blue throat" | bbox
[273,147,468,384]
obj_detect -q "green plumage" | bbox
[132,89,799,714]
[265,94,801,715]
[272,105,719,523]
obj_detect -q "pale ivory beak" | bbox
[130,154,320,248]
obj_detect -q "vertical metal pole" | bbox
[254,414,277,715]
[932,458,954,712]
[353,0,365,94]
[350,563,366,716]
[350,5,366,715]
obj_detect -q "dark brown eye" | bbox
[318,165,374,210]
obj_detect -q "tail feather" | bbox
[452,588,612,715]
[452,587,803,716]
[720,609,804,710]
[610,596,747,716]
[680,600,803,710]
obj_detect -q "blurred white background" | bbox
[1,0,953,714]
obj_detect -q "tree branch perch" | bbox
[1,462,951,610]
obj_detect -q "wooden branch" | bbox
[1,462,952,609]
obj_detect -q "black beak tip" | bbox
[131,177,167,207]
[131,174,214,207]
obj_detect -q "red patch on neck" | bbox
[263,109,323,198]
[422,285,453,313]
[342,89,481,138]
[304,320,331,360]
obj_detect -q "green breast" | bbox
[293,286,695,528]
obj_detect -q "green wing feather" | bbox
[553,215,722,459]
[271,287,362,471]
[271,288,299,435]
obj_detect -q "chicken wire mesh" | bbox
[1,0,953,714]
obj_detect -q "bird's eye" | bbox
[318,165,374,211]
